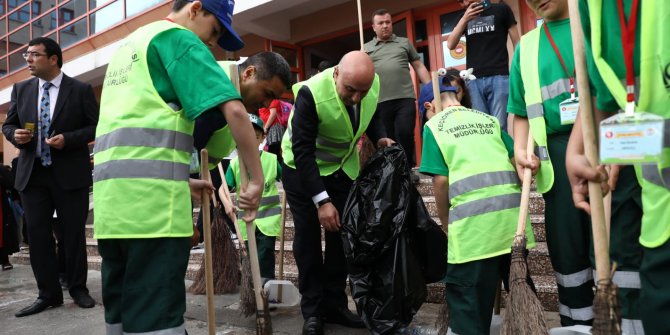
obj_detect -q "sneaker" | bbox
[230,233,238,241]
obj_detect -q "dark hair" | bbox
[28,37,62,68]
[317,60,332,72]
[172,0,191,11]
[443,68,471,108]
[239,52,292,89]
[372,8,389,20]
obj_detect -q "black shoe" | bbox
[59,276,68,289]
[302,316,324,335]
[323,307,365,328]
[15,298,63,317]
[72,292,95,308]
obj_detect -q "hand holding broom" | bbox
[567,0,620,333]
[501,132,548,335]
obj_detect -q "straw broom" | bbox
[568,0,620,333]
[199,149,216,335]
[227,63,257,318]
[239,158,272,334]
[189,165,240,294]
[501,132,548,335]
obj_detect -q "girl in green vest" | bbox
[420,78,535,334]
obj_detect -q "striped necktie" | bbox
[39,81,53,166]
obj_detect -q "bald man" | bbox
[281,51,394,335]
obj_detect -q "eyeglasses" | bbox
[22,52,48,59]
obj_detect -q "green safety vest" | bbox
[519,26,557,194]
[281,67,380,180]
[589,0,670,247]
[94,21,194,239]
[203,61,236,170]
[426,106,535,264]
[230,151,281,240]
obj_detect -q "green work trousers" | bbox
[590,166,644,334]
[640,238,670,335]
[245,227,277,280]
[445,254,512,335]
[544,133,594,326]
[98,237,191,335]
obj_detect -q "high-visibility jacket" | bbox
[518,26,557,194]
[230,151,281,240]
[281,67,380,180]
[425,106,535,263]
[588,0,670,247]
[94,20,194,238]
[203,61,236,170]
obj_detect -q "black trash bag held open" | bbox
[341,145,447,334]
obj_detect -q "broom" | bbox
[228,64,258,317]
[276,191,288,302]
[189,164,240,294]
[568,0,620,333]
[238,158,273,334]
[199,149,216,335]
[501,132,548,335]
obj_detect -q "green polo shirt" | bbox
[364,34,421,102]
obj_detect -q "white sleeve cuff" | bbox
[312,191,330,205]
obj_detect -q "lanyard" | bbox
[616,0,640,114]
[543,22,575,98]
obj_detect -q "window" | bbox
[8,1,35,23]
[59,8,74,32]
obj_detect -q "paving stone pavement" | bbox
[0,265,560,334]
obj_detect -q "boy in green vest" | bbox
[508,0,598,326]
[93,1,266,334]
[226,114,282,282]
[567,1,666,333]
[420,78,535,334]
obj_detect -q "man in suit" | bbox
[281,51,394,335]
[2,37,98,317]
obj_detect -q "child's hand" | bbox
[189,178,214,202]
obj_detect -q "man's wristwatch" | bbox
[317,197,332,208]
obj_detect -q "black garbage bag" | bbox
[341,145,448,334]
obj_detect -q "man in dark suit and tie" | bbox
[2,37,98,317]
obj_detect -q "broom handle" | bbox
[568,0,610,281]
[200,149,216,335]
[239,157,267,310]
[357,0,364,50]
[431,71,443,114]
[516,132,535,235]
[277,191,287,301]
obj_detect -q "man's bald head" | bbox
[334,51,376,106]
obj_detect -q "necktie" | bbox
[39,82,53,166]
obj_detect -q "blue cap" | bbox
[418,81,459,116]
[199,0,245,51]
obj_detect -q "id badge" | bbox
[600,112,665,164]
[559,97,579,125]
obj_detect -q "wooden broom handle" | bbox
[516,132,535,236]
[357,0,364,50]
[277,192,288,301]
[200,149,216,335]
[431,71,443,114]
[568,0,610,281]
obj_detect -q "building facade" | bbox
[0,0,540,164]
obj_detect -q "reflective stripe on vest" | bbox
[448,193,521,224]
[94,127,193,153]
[448,171,518,200]
[541,77,576,101]
[260,195,280,206]
[282,67,379,180]
[621,319,645,335]
[94,160,190,182]
[593,270,641,289]
[519,26,555,193]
